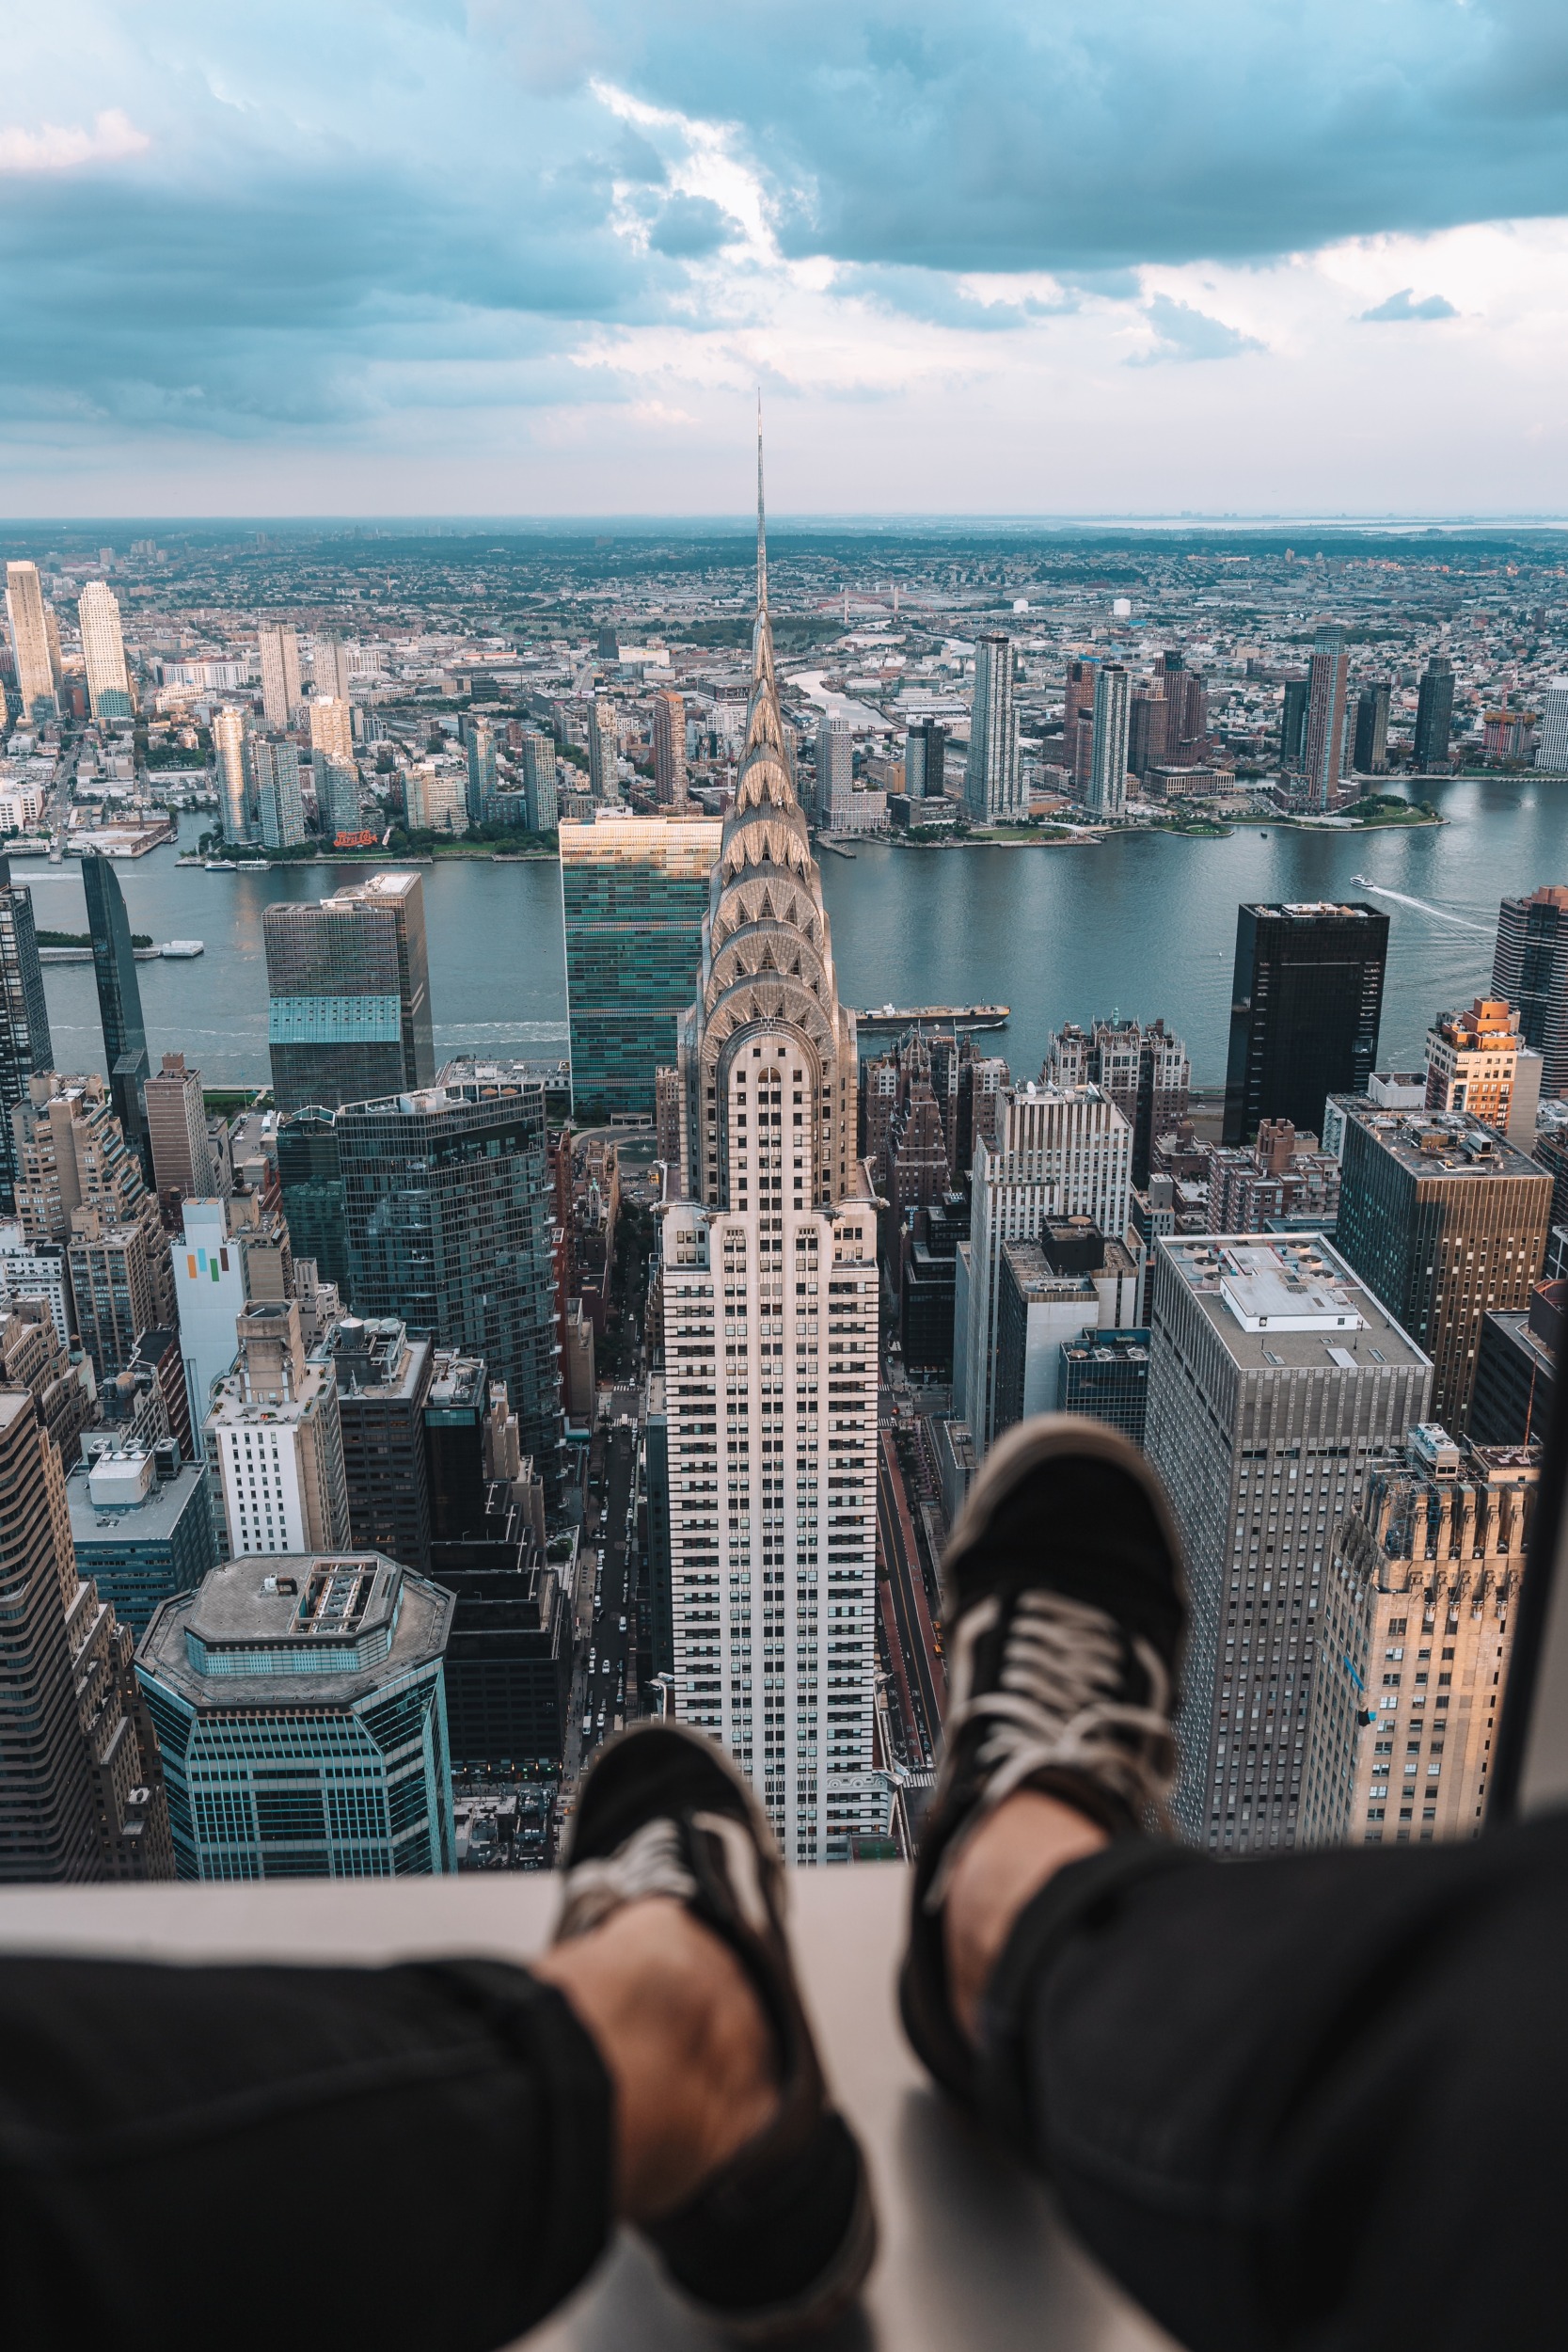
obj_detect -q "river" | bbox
[16,775,1565,1092]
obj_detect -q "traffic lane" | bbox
[578,1426,639,1758]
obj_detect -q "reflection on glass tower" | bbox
[0,857,53,1210]
[82,851,150,1166]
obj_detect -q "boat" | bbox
[855,1002,1010,1033]
[159,940,204,959]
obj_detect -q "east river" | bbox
[18,774,1567,1092]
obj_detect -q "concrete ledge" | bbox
[0,1867,1170,2351]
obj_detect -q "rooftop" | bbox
[138,1552,454,1705]
[1342,1104,1548,1182]
[1162,1235,1429,1374]
[68,1450,205,1544]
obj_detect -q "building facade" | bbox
[1303,1427,1532,1846]
[207,1301,351,1560]
[336,1061,562,1485]
[1335,1104,1552,1433]
[77,580,133,721]
[1424,997,1540,1142]
[965,633,1021,823]
[1493,885,1568,1095]
[263,871,435,1112]
[661,440,886,1866]
[653,689,688,806]
[66,1442,216,1638]
[82,850,150,1164]
[5,563,61,723]
[560,811,722,1123]
[137,1552,455,1880]
[1413,654,1456,771]
[956,1082,1133,1452]
[1146,1234,1433,1856]
[258,624,302,728]
[1302,622,1349,808]
[0,1387,172,1883]
[1087,662,1131,818]
[521,733,558,833]
[1223,901,1389,1145]
[213,705,250,844]
[0,859,54,1211]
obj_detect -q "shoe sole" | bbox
[943,1412,1188,1653]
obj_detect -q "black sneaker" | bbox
[557,1723,878,2338]
[899,1415,1186,2109]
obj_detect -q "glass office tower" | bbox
[0,857,54,1210]
[263,871,435,1112]
[82,851,150,1165]
[560,812,721,1122]
[336,1062,562,1488]
[277,1106,351,1289]
[1223,900,1389,1145]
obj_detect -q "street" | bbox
[563,1412,642,1791]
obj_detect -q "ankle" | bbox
[536,1898,781,2222]
[942,1791,1109,2047]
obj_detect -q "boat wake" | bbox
[1349,879,1491,933]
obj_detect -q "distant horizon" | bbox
[8,512,1568,538]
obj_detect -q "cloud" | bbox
[1359,286,1460,322]
[1131,294,1264,364]
[647,193,739,257]
[0,108,149,173]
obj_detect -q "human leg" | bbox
[903,1414,1568,2352]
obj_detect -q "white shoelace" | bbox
[927,1588,1176,1909]
[557,1816,698,1940]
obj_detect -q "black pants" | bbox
[3,1820,1563,2352]
[980,1807,1568,2351]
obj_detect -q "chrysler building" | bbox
[660,415,883,1864]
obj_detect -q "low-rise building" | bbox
[67,1440,217,1638]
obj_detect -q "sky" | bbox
[7,2,1568,516]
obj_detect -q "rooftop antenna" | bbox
[756,389,768,616]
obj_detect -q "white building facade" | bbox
[78,581,134,722]
[663,436,886,1866]
[956,1082,1134,1453]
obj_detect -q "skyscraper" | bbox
[653,689,688,806]
[1334,1103,1551,1432]
[955,1081,1134,1453]
[1533,679,1568,771]
[313,632,350,701]
[1303,1426,1533,1847]
[588,697,620,800]
[660,420,886,1866]
[0,860,54,1210]
[77,580,133,722]
[1302,622,1349,809]
[1424,998,1539,1143]
[1062,659,1097,775]
[0,1386,173,1883]
[1146,1234,1433,1855]
[251,733,306,849]
[1413,654,1455,771]
[277,1107,350,1290]
[207,1300,352,1558]
[1088,662,1132,818]
[145,1051,217,1210]
[309,695,356,838]
[5,563,61,723]
[560,810,722,1121]
[1280,676,1309,770]
[1353,680,1390,775]
[137,1551,455,1879]
[212,705,251,845]
[816,714,854,827]
[263,871,435,1112]
[81,850,150,1165]
[466,715,497,824]
[336,1061,562,1485]
[1493,885,1568,1094]
[904,720,946,801]
[965,633,1021,822]
[521,732,558,833]
[1223,901,1389,1145]
[258,624,303,728]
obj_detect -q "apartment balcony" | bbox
[0,1861,1167,2351]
